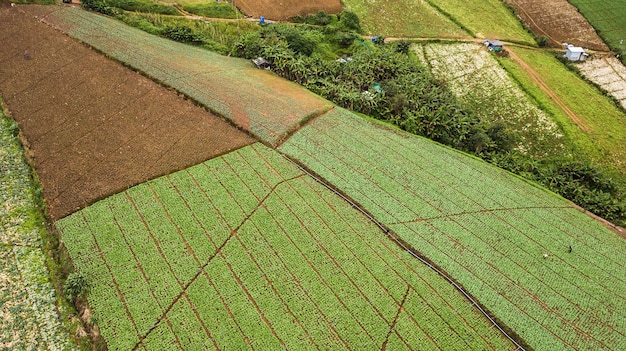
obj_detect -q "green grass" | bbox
[425,0,535,44]
[342,0,468,38]
[56,143,515,350]
[0,104,77,350]
[182,3,240,19]
[280,107,626,351]
[567,0,626,52]
[503,47,626,174]
[43,7,332,146]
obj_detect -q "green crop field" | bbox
[42,7,332,146]
[425,0,534,43]
[501,47,626,173]
[342,0,467,38]
[0,105,75,350]
[56,143,515,350]
[280,108,626,351]
[567,0,626,51]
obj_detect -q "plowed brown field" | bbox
[235,0,341,20]
[0,3,254,220]
[505,0,608,50]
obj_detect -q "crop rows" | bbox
[280,107,626,351]
[416,42,564,157]
[42,7,332,146]
[578,57,626,109]
[0,107,75,350]
[567,0,626,50]
[56,143,514,350]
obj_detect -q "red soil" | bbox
[0,2,255,220]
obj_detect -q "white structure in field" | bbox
[564,44,588,61]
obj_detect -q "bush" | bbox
[537,35,549,47]
[64,273,88,301]
[338,11,362,33]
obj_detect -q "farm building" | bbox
[484,39,504,52]
[564,45,589,61]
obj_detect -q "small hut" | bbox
[564,45,588,61]
[484,39,504,52]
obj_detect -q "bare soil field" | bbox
[0,2,255,220]
[234,0,342,20]
[505,0,608,50]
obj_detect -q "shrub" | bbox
[338,11,362,33]
[64,273,88,301]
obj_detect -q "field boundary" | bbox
[279,153,529,351]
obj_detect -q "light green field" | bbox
[342,0,468,38]
[502,47,626,173]
[56,143,515,350]
[426,0,534,43]
[43,7,332,146]
[280,107,626,351]
[0,105,76,350]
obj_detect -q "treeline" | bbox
[78,3,626,225]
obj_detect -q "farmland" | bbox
[56,143,516,350]
[425,0,534,43]
[503,0,607,50]
[36,5,332,146]
[341,0,467,38]
[578,57,626,110]
[502,47,626,172]
[416,42,564,157]
[280,107,626,351]
[233,0,341,20]
[566,0,626,52]
[0,104,75,350]
[0,3,255,220]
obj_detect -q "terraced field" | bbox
[341,0,467,38]
[0,105,75,350]
[504,0,608,50]
[36,5,332,146]
[281,108,626,351]
[415,42,564,157]
[567,0,626,51]
[578,57,626,109]
[56,143,516,350]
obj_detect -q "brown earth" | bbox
[505,0,608,51]
[0,2,255,220]
[233,0,342,21]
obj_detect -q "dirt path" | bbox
[507,49,592,132]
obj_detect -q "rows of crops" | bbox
[504,47,626,171]
[42,7,331,146]
[0,106,75,350]
[280,107,626,351]
[578,57,626,109]
[567,0,626,50]
[415,42,564,157]
[56,143,515,350]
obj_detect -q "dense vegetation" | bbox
[77,3,626,223]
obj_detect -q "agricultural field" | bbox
[232,0,341,20]
[415,42,564,157]
[503,0,608,50]
[567,0,626,51]
[425,0,535,43]
[342,0,467,38]
[502,47,626,172]
[578,57,626,109]
[0,105,76,350]
[34,5,332,146]
[56,143,517,350]
[0,3,255,220]
[280,107,626,351]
